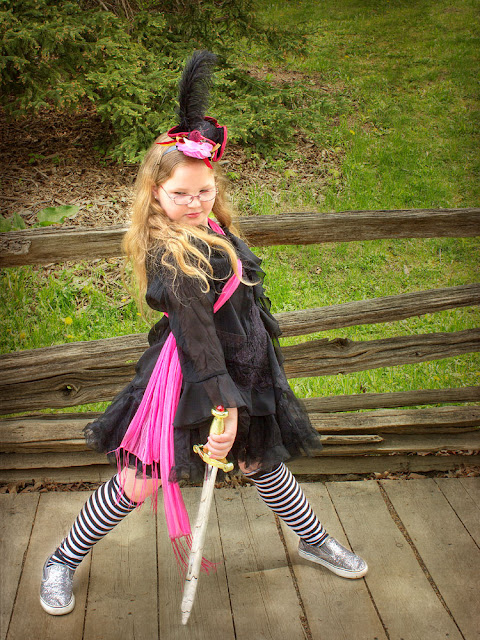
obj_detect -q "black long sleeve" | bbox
[146,263,245,427]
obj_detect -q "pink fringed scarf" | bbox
[114,218,241,572]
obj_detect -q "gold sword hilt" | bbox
[193,405,234,473]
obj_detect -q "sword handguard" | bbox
[193,406,234,473]
[193,445,234,472]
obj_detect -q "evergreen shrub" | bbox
[0,0,306,162]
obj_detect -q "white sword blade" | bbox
[181,462,218,625]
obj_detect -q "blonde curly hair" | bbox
[123,133,246,300]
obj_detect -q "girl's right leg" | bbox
[40,469,161,616]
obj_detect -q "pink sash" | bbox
[115,219,241,571]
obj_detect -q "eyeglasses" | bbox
[160,185,217,206]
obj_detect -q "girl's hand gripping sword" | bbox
[181,406,234,625]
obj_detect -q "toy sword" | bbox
[181,405,234,625]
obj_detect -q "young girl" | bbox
[40,51,367,616]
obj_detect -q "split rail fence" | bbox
[0,208,479,482]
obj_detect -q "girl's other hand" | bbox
[206,407,237,460]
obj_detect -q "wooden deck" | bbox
[1,478,479,640]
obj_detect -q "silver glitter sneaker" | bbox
[298,535,368,579]
[40,556,75,615]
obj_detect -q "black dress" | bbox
[83,225,322,481]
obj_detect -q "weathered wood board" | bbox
[1,479,479,639]
[381,479,480,640]
[327,481,463,640]
[6,492,92,640]
[83,505,158,640]
[1,208,479,266]
[2,432,479,461]
[277,283,480,336]
[286,454,480,476]
[1,329,479,413]
[156,487,235,640]
[215,486,306,640]
[435,477,480,545]
[280,482,387,640]
[0,493,39,640]
[1,452,479,483]
[2,404,479,452]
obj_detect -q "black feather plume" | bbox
[177,50,217,134]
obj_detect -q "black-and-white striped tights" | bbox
[47,474,136,571]
[245,463,328,546]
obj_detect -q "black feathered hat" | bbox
[157,51,227,168]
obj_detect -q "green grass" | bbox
[0,261,150,353]
[1,0,478,411]
[258,236,479,400]
[247,0,480,212]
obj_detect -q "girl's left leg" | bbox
[242,462,368,579]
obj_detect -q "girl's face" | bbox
[153,162,216,227]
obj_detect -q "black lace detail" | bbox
[216,303,273,391]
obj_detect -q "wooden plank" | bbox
[0,334,148,414]
[279,482,387,640]
[435,478,480,545]
[460,477,480,508]
[0,224,128,267]
[327,481,463,640]
[215,486,306,640]
[0,451,107,470]
[1,209,479,266]
[7,492,91,640]
[310,432,480,456]
[3,405,478,453]
[0,335,147,386]
[83,504,158,640]
[0,464,113,484]
[1,450,478,483]
[1,386,479,450]
[277,283,480,336]
[304,385,480,412]
[156,487,235,640]
[287,454,480,476]
[0,414,101,449]
[381,479,480,640]
[2,432,477,468]
[1,440,92,453]
[0,494,39,640]
[240,209,480,246]
[0,285,476,356]
[310,405,480,433]
[0,434,384,452]
[320,435,383,444]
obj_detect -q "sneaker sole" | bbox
[298,547,368,579]
[40,593,75,616]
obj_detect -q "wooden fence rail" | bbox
[1,405,479,452]
[1,208,479,267]
[0,209,479,481]
[303,386,480,412]
[1,329,478,414]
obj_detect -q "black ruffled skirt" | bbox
[83,331,322,483]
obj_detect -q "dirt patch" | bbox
[1,106,136,228]
[246,66,346,94]
[0,106,341,228]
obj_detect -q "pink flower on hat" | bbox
[179,137,214,160]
